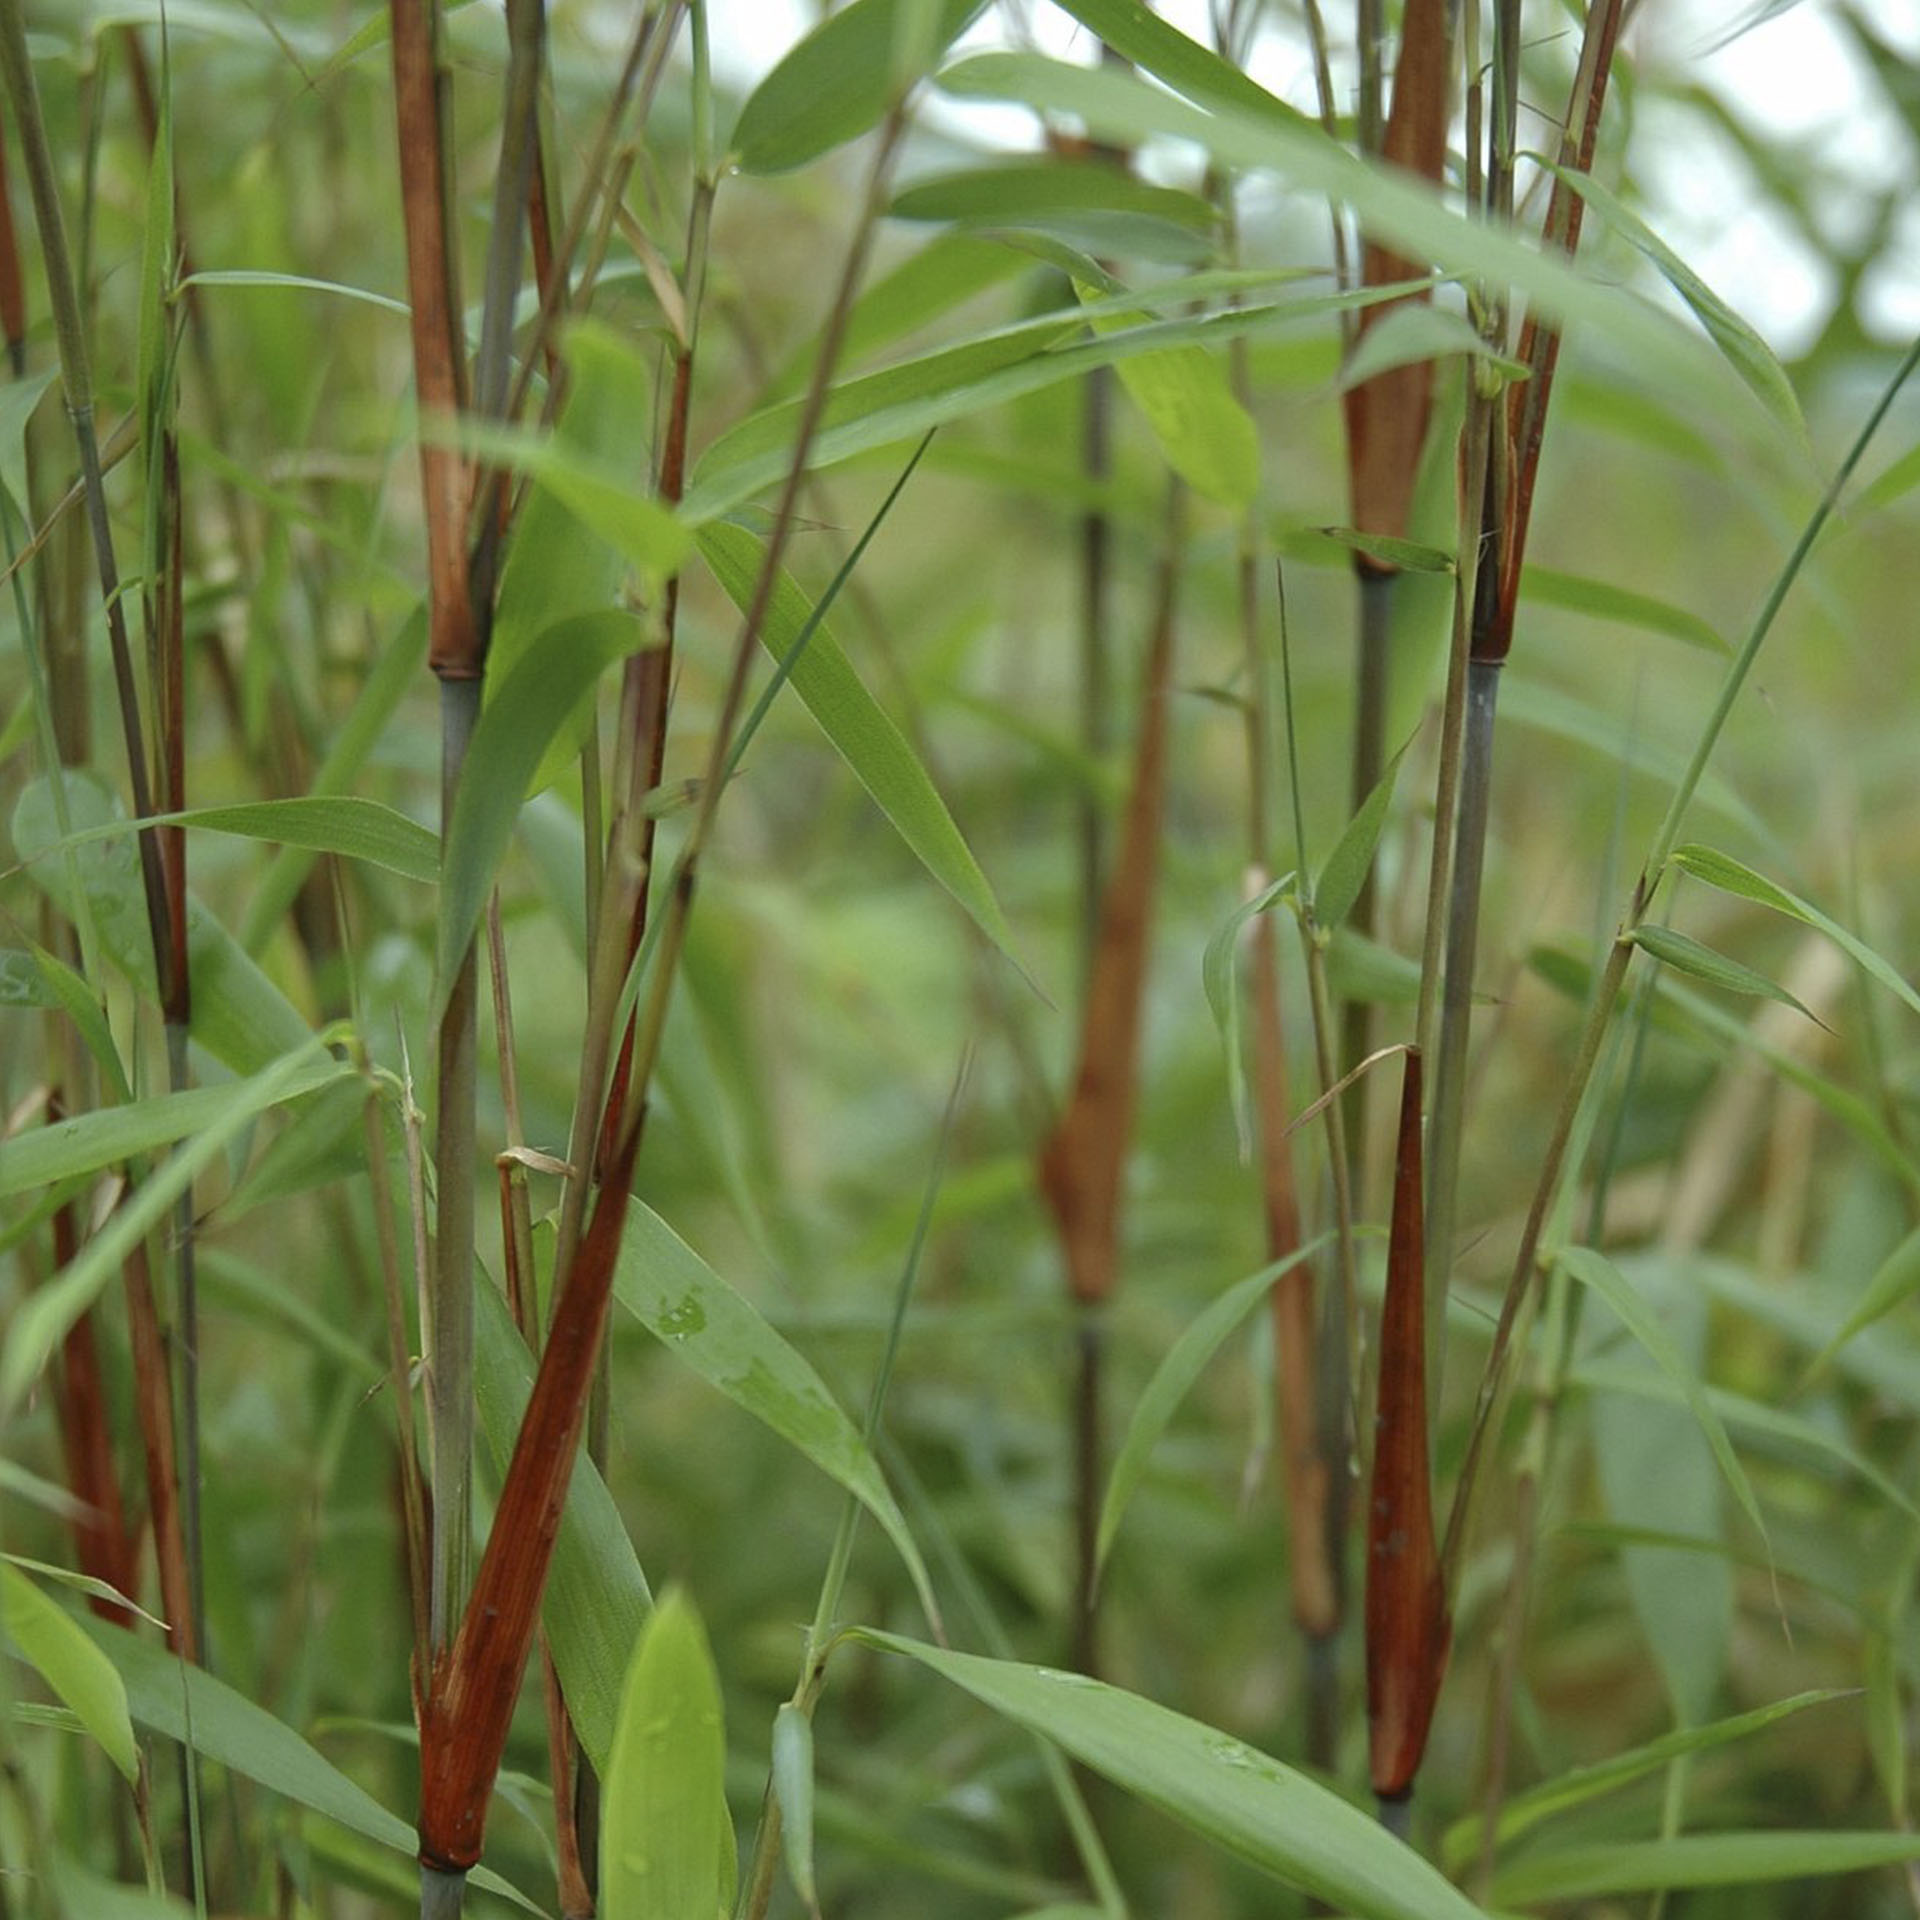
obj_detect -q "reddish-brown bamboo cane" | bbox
[1038,493,1183,1673]
[417,1118,643,1877]
[1365,1048,1448,1823]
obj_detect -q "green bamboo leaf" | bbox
[13,772,315,1073]
[215,1077,384,1222]
[78,1618,539,1911]
[1077,282,1257,507]
[854,1634,1491,1920]
[1627,925,1822,1023]
[935,55,1766,429]
[18,797,439,886]
[181,268,412,317]
[826,231,1034,385]
[1856,436,1920,517]
[1047,0,1305,128]
[1574,1360,1918,1523]
[1560,1247,1768,1550]
[1543,165,1807,437]
[0,1058,347,1199]
[893,162,1218,233]
[435,610,652,1000]
[695,521,1024,976]
[1314,746,1404,933]
[1529,938,1920,1198]
[601,1589,728,1920]
[1521,564,1729,655]
[2,945,125,1099]
[1336,303,1526,391]
[683,281,1386,522]
[0,1462,88,1521]
[1,1039,348,1411]
[1290,526,1455,574]
[1589,1362,1731,1726]
[895,162,1219,264]
[1866,1625,1906,1822]
[244,608,428,954]
[1807,1221,1920,1377]
[688,313,1081,513]
[1097,1242,1328,1573]
[730,0,986,174]
[486,319,662,795]
[1690,1252,1920,1417]
[472,1273,651,1776]
[615,1199,938,1627]
[0,366,56,509]
[2,1565,139,1784]
[1671,843,1920,1022]
[1201,870,1295,1157]
[1327,925,1424,1005]
[772,1702,819,1910]
[444,412,689,582]
[1440,1689,1849,1874]
[1492,1831,1920,1905]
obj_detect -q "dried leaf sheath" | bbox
[1341,0,1452,564]
[1482,0,1627,663]
[388,0,476,680]
[1039,522,1181,1305]
[1366,1049,1449,1800]
[417,1119,643,1873]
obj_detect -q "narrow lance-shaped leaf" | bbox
[1806,1221,1920,1378]
[696,520,1023,976]
[1626,924,1824,1024]
[1096,1242,1329,1574]
[1077,279,1259,510]
[0,1060,348,1200]
[78,1618,540,1912]
[1492,1830,1920,1908]
[13,772,314,1074]
[1048,0,1307,130]
[2,1041,351,1410]
[18,796,440,886]
[1544,165,1804,437]
[1201,870,1294,1157]
[1440,1689,1850,1874]
[1315,746,1405,934]
[1670,842,1920,1023]
[730,0,986,175]
[613,1198,937,1626]
[1366,1049,1449,1800]
[930,55,1739,413]
[1559,1246,1768,1550]
[2,1564,139,1784]
[855,1633,1492,1920]
[434,610,653,1001]
[599,1588,729,1920]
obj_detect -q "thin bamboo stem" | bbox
[429,680,481,1655]
[1420,656,1498,1400]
